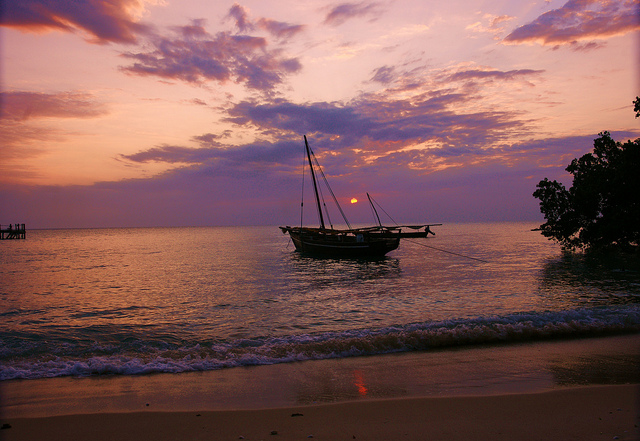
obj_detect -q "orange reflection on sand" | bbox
[353,370,368,396]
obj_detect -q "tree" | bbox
[533,102,640,251]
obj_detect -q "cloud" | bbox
[504,0,640,48]
[224,100,373,140]
[119,18,302,90]
[0,0,151,44]
[227,3,254,32]
[12,131,640,228]
[121,137,303,175]
[442,68,544,83]
[466,14,515,39]
[0,160,303,228]
[0,91,109,121]
[0,91,109,181]
[257,18,305,40]
[0,91,108,149]
[123,83,534,181]
[189,98,208,106]
[370,66,397,84]
[121,145,216,164]
[324,2,384,26]
[117,62,550,190]
[220,76,533,157]
[227,3,305,40]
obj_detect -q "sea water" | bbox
[1,222,639,381]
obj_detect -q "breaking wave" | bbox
[2,305,639,380]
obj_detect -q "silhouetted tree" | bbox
[533,100,640,251]
[634,96,640,118]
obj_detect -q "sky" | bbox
[1,0,639,229]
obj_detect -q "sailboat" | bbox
[280,136,439,258]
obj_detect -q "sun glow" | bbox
[350,198,358,204]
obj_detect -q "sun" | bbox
[350,198,358,204]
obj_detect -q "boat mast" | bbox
[367,192,383,227]
[304,135,326,230]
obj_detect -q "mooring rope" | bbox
[403,237,490,263]
[366,194,486,262]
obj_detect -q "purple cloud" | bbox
[223,92,527,156]
[121,145,217,164]
[121,137,303,172]
[119,19,302,90]
[443,69,544,83]
[121,96,528,192]
[227,3,254,32]
[370,66,397,84]
[119,64,551,184]
[0,0,149,44]
[11,131,640,228]
[324,2,384,26]
[257,18,305,40]
[227,3,305,40]
[504,0,640,48]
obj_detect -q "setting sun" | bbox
[350,198,358,204]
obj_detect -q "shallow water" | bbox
[1,223,639,380]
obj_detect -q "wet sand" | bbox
[2,385,638,441]
[1,335,639,440]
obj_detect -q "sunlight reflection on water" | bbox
[2,223,639,341]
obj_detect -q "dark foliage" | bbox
[533,108,640,251]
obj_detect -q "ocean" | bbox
[1,222,639,381]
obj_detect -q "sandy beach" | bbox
[1,335,639,441]
[1,385,638,441]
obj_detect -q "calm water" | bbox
[1,223,639,380]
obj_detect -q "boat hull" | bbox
[281,227,400,258]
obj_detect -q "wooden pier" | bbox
[0,224,26,240]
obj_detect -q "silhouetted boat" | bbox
[280,136,439,258]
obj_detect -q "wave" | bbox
[2,305,639,380]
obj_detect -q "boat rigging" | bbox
[280,136,440,258]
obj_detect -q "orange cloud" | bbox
[0,0,150,44]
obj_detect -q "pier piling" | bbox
[0,224,26,240]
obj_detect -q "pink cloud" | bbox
[504,0,640,48]
[0,91,109,181]
[0,91,108,121]
[0,0,150,44]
